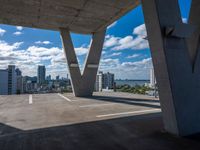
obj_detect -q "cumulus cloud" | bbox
[0,41,23,51]
[0,23,152,79]
[13,31,23,36]
[104,35,120,48]
[75,46,89,56]
[35,41,52,45]
[0,28,6,36]
[133,24,147,37]
[0,39,92,78]
[16,26,23,31]
[100,58,120,69]
[127,54,140,59]
[104,24,149,51]
[0,40,65,77]
[121,58,152,68]
[104,52,122,58]
[0,39,152,79]
[27,46,62,60]
[110,52,121,57]
[99,57,152,79]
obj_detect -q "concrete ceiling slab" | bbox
[0,0,140,34]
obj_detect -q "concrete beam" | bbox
[60,28,106,97]
[142,0,200,136]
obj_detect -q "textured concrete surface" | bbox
[0,0,139,33]
[0,92,160,131]
[0,92,200,150]
[142,0,200,136]
[0,92,200,149]
[60,29,106,96]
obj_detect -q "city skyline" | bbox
[0,0,190,79]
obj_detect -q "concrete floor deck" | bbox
[0,92,199,150]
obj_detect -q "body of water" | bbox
[115,80,150,87]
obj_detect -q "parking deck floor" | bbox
[0,92,199,150]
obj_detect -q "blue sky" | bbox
[0,0,191,79]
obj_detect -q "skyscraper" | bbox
[37,66,46,85]
[16,68,23,94]
[0,69,8,95]
[149,68,156,88]
[8,65,17,95]
[95,71,103,92]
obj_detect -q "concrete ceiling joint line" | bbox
[68,0,90,29]
[37,0,42,23]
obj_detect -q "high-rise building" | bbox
[0,66,22,95]
[46,75,51,81]
[37,66,46,85]
[56,75,60,81]
[95,72,103,91]
[0,69,8,95]
[16,68,23,94]
[149,68,156,88]
[15,68,22,76]
[8,65,17,95]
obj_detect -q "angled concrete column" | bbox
[142,0,200,136]
[187,0,200,68]
[60,28,106,97]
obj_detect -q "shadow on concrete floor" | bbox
[86,95,161,109]
[0,112,199,150]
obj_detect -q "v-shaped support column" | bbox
[142,0,200,136]
[60,28,106,97]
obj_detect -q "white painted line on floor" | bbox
[57,93,71,102]
[79,103,115,108]
[29,95,33,104]
[71,100,79,102]
[96,109,161,118]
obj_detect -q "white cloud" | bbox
[75,46,89,56]
[104,52,122,58]
[0,23,152,79]
[110,52,121,56]
[107,21,117,29]
[104,24,149,51]
[16,26,23,31]
[127,54,140,59]
[121,58,152,68]
[99,58,152,79]
[182,18,188,23]
[0,39,152,79]
[104,35,120,48]
[0,28,6,36]
[35,41,52,45]
[0,41,23,51]
[0,40,90,78]
[27,46,62,60]
[0,40,67,78]
[13,31,23,36]
[100,58,120,69]
[133,24,147,37]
